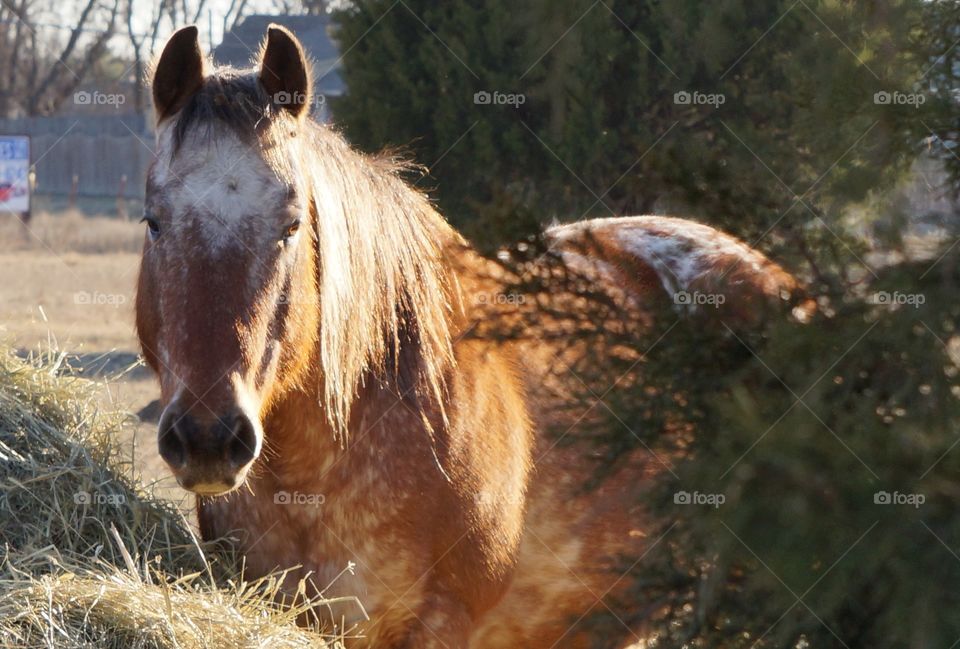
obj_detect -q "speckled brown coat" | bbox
[137,25,806,649]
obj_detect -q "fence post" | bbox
[116,174,128,220]
[68,174,79,210]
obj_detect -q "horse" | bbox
[136,25,806,648]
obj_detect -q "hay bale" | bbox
[0,348,334,648]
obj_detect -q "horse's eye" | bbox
[283,219,301,240]
[141,215,160,239]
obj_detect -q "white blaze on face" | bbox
[146,122,310,405]
[152,123,292,252]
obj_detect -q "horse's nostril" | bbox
[158,414,187,469]
[157,404,259,490]
[228,413,258,468]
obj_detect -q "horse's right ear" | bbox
[259,24,312,120]
[152,25,205,123]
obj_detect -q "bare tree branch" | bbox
[147,0,168,53]
[28,0,97,111]
[48,0,120,113]
[0,0,28,115]
[223,0,250,35]
[190,0,207,25]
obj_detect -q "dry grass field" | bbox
[0,210,181,502]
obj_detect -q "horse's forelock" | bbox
[169,68,293,155]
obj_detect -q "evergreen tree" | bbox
[333,0,939,254]
[333,1,960,646]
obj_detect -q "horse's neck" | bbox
[260,370,437,491]
[260,231,474,491]
[259,388,330,485]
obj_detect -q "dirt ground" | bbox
[0,212,189,507]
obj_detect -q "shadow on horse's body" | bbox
[136,25,805,648]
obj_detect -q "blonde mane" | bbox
[294,123,462,435]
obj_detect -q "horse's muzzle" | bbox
[157,403,261,495]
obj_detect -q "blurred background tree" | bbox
[0,0,121,116]
[333,0,947,258]
[333,0,960,646]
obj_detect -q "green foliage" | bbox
[333,0,946,253]
[512,249,959,647]
[908,0,960,195]
[582,259,960,647]
[333,1,960,646]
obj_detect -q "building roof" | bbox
[213,14,345,98]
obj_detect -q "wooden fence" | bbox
[0,113,154,204]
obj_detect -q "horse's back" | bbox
[469,216,808,648]
[545,215,811,327]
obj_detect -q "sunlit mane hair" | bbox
[298,125,462,435]
[165,67,462,435]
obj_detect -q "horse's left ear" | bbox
[152,25,206,123]
[259,24,312,120]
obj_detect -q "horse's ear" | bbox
[259,24,312,119]
[152,25,205,123]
